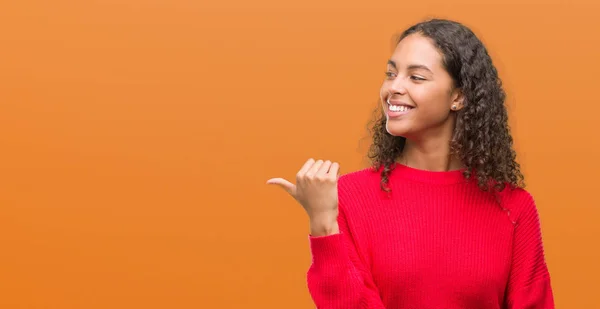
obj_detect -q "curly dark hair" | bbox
[368,18,524,193]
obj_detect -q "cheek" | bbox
[411,86,452,117]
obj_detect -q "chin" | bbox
[385,122,410,137]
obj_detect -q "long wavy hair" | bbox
[368,18,524,193]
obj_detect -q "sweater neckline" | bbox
[391,163,468,185]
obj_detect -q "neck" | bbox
[398,129,463,172]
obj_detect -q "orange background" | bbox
[1,0,598,308]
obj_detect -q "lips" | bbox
[386,97,415,109]
[386,97,414,118]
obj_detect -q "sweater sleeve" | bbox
[306,204,386,309]
[505,192,555,308]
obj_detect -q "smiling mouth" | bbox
[386,97,415,113]
[388,105,413,112]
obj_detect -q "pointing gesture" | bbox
[266,158,341,236]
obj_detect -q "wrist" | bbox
[309,213,339,236]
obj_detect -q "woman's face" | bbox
[380,33,463,139]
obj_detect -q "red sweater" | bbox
[307,164,554,309]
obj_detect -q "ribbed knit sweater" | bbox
[307,164,554,308]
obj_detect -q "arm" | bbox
[505,192,555,308]
[307,204,386,309]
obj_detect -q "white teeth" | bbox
[389,105,412,112]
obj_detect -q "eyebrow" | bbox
[387,60,432,73]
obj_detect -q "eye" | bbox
[385,71,397,78]
[410,75,426,81]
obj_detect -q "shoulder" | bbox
[337,167,380,193]
[497,186,540,224]
[336,167,383,211]
[498,186,535,205]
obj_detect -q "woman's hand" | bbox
[266,158,340,236]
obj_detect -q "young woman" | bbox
[267,18,554,309]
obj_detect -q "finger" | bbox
[328,162,340,179]
[305,159,324,177]
[296,158,315,178]
[316,160,332,176]
[266,178,297,196]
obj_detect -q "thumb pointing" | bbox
[266,178,296,196]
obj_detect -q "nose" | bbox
[388,76,408,96]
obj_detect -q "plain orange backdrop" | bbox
[1,0,599,308]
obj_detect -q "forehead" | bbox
[389,34,444,70]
